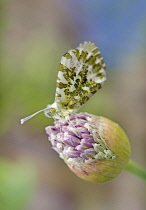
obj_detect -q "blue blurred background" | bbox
[0,0,146,209]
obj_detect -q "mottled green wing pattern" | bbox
[55,41,106,114]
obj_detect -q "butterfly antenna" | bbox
[20,108,47,124]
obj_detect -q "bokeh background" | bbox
[0,0,146,210]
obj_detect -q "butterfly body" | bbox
[20,41,106,124]
[44,102,73,120]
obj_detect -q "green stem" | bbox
[125,159,146,181]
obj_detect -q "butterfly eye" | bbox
[50,108,56,113]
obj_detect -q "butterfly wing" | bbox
[55,41,106,114]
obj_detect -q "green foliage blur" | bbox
[0,160,36,210]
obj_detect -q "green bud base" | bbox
[125,159,146,181]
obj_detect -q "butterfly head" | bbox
[44,103,60,119]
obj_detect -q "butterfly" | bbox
[21,41,106,124]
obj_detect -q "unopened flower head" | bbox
[45,113,131,183]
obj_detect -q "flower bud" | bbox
[45,113,131,183]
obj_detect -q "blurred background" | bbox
[0,0,146,209]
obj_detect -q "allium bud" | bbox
[45,113,131,183]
